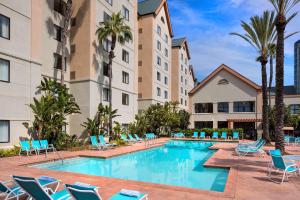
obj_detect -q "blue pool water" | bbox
[31,140,228,192]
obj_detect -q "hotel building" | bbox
[171,38,195,110]
[137,0,173,111]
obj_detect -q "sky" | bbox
[167,0,300,85]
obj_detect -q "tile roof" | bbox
[269,85,299,95]
[138,0,163,16]
[172,38,186,47]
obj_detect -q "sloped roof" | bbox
[269,85,298,95]
[172,37,191,59]
[189,64,261,95]
[189,65,196,82]
[138,0,173,37]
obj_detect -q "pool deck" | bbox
[0,138,300,200]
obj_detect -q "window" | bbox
[103,88,110,102]
[218,121,228,128]
[164,91,168,99]
[103,12,112,22]
[103,62,109,77]
[181,76,183,83]
[105,0,113,5]
[157,40,161,50]
[181,53,183,60]
[71,18,76,27]
[139,44,142,49]
[0,58,9,82]
[185,79,187,85]
[181,98,183,105]
[185,90,187,96]
[71,44,76,53]
[157,25,161,35]
[157,56,161,66]
[54,0,66,16]
[139,28,143,33]
[0,14,10,39]
[194,121,213,129]
[122,71,129,84]
[185,58,187,64]
[164,63,168,71]
[181,87,183,94]
[122,50,129,63]
[122,93,129,105]
[185,100,187,106]
[122,6,129,21]
[290,104,300,115]
[233,101,255,112]
[53,53,62,70]
[194,103,213,113]
[164,34,168,43]
[53,25,62,42]
[103,39,111,52]
[157,71,161,81]
[164,76,168,85]
[185,68,187,74]
[161,17,165,23]
[0,120,9,143]
[157,87,161,96]
[218,102,229,113]
[164,48,168,57]
[181,65,183,71]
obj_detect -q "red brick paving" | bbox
[0,138,300,200]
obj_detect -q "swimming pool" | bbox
[31,140,229,192]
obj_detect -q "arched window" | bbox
[161,17,165,23]
[218,79,229,85]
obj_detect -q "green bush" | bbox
[114,139,127,146]
[0,146,20,157]
[54,134,83,150]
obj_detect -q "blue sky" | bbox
[167,0,300,85]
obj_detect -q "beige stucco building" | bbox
[137,0,173,111]
[69,0,139,135]
[171,38,195,110]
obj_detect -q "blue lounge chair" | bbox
[268,150,299,183]
[12,175,69,200]
[19,141,34,156]
[90,136,102,150]
[199,132,206,139]
[232,132,239,140]
[221,132,227,140]
[40,140,56,153]
[109,189,148,200]
[296,137,300,146]
[236,139,266,157]
[0,179,25,200]
[238,139,263,148]
[32,140,45,155]
[134,134,143,142]
[212,132,219,139]
[99,135,114,149]
[128,134,138,143]
[192,132,198,139]
[121,134,129,142]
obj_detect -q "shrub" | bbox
[54,134,83,150]
[0,146,20,157]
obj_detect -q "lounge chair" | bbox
[0,179,25,200]
[238,139,263,147]
[235,139,266,157]
[128,134,138,143]
[109,189,148,200]
[192,132,198,139]
[174,133,184,138]
[19,141,34,156]
[212,132,219,139]
[121,134,129,142]
[134,134,143,142]
[268,150,299,183]
[232,132,239,140]
[99,135,114,149]
[221,132,227,140]
[32,140,45,155]
[90,136,102,150]
[296,137,300,146]
[12,175,65,200]
[199,132,206,139]
[40,140,56,153]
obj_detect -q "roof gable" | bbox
[189,64,261,95]
[172,37,191,59]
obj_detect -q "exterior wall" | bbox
[189,70,262,129]
[0,0,41,148]
[270,95,300,112]
[138,5,172,111]
[70,0,138,136]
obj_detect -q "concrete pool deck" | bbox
[0,138,300,200]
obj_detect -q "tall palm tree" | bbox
[61,0,72,84]
[96,12,133,138]
[268,43,276,106]
[231,11,277,143]
[268,0,300,152]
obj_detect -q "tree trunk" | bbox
[269,55,273,107]
[274,14,286,153]
[108,35,116,141]
[261,59,271,143]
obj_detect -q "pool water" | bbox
[31,140,229,192]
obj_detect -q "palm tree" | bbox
[61,0,72,84]
[231,11,277,143]
[268,0,300,152]
[268,43,276,106]
[96,12,133,137]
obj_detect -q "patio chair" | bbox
[90,136,102,150]
[235,139,266,157]
[192,132,198,139]
[98,135,114,149]
[19,141,34,156]
[32,140,45,155]
[212,132,219,139]
[134,134,143,142]
[221,132,227,140]
[268,150,299,183]
[232,132,239,140]
[40,140,56,153]
[128,134,138,143]
[121,134,129,142]
[296,137,300,146]
[199,132,206,139]
[12,175,69,200]
[238,138,263,147]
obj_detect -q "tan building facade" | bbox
[171,38,194,110]
[69,0,138,135]
[137,0,173,111]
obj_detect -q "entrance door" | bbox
[233,122,256,139]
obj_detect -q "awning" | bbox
[282,127,294,131]
[227,119,262,123]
